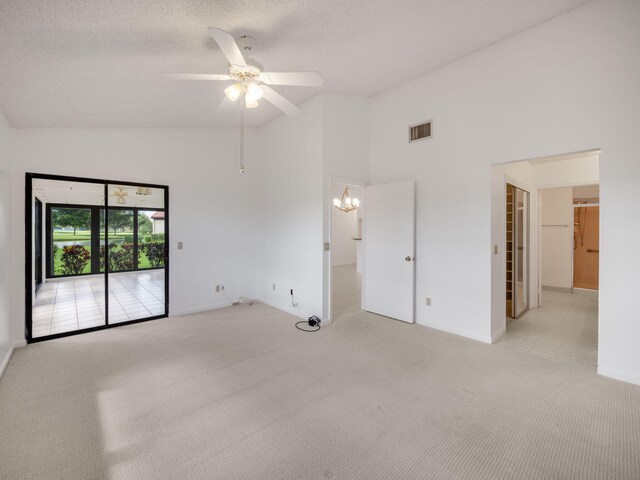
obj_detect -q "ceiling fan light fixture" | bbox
[224,83,243,102]
[245,81,264,102]
[245,95,259,108]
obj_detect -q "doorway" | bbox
[330,182,364,321]
[492,149,600,369]
[26,174,169,342]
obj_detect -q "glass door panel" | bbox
[50,206,93,276]
[138,210,165,270]
[33,178,105,338]
[106,184,166,324]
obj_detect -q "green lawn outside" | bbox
[53,230,130,242]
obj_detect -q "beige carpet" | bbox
[1,300,639,479]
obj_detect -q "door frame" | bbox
[326,176,366,323]
[34,198,43,292]
[25,172,170,344]
[505,178,531,320]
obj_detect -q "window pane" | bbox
[51,207,92,277]
[138,210,165,269]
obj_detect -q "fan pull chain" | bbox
[239,104,245,175]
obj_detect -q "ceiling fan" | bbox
[163,28,323,116]
[109,187,129,205]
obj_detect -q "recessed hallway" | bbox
[501,290,598,368]
[331,263,361,321]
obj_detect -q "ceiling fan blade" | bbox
[259,72,323,87]
[162,73,232,81]
[261,86,301,117]
[208,27,247,68]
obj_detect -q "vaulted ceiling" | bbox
[0,0,586,128]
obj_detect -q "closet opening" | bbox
[492,149,600,368]
[505,183,529,321]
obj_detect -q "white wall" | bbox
[491,161,538,340]
[254,94,370,322]
[574,185,599,199]
[368,0,640,383]
[540,187,574,289]
[255,96,324,319]
[10,128,259,343]
[0,110,13,376]
[533,155,600,188]
[322,94,370,320]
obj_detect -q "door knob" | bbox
[405,256,413,262]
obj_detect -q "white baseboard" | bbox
[0,341,25,381]
[598,366,640,386]
[491,326,507,344]
[254,297,309,321]
[572,288,598,297]
[418,320,493,344]
[169,301,233,317]
[542,285,572,294]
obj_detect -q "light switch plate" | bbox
[178,241,183,250]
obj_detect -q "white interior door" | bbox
[363,181,415,323]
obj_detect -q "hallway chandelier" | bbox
[333,186,359,213]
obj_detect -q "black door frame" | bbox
[34,198,43,292]
[26,173,170,344]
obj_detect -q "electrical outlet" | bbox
[272,283,276,291]
[221,285,224,291]
[290,289,294,296]
[215,285,221,293]
[426,297,431,306]
[177,241,184,250]
[493,245,498,255]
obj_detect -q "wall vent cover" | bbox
[409,121,432,143]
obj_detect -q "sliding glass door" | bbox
[36,180,105,337]
[27,174,168,342]
[106,184,166,325]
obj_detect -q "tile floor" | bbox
[32,270,165,338]
[331,263,362,320]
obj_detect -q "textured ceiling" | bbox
[0,0,587,128]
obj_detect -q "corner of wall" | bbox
[0,108,16,371]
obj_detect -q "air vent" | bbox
[409,121,432,143]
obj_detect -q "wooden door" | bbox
[573,206,599,290]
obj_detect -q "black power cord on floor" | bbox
[295,316,321,332]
